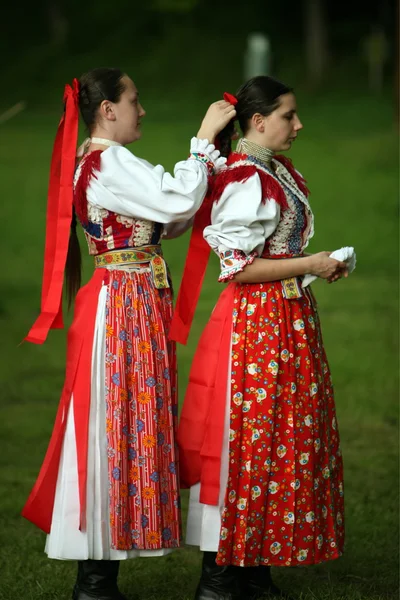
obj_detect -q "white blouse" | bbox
[204,173,280,280]
[84,138,224,227]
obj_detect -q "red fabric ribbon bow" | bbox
[223,92,238,106]
[25,78,80,345]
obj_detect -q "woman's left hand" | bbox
[327,265,349,283]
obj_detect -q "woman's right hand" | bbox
[308,251,347,280]
[196,100,236,143]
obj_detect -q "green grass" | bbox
[0,85,398,600]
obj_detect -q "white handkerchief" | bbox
[302,246,356,288]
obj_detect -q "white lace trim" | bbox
[190,137,227,172]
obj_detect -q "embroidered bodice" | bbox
[82,203,163,255]
[262,157,313,257]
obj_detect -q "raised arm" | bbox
[88,139,224,224]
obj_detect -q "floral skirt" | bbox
[215,282,345,566]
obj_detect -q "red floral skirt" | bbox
[180,279,345,566]
[214,281,344,566]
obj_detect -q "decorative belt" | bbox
[281,277,303,299]
[262,253,304,300]
[94,245,169,289]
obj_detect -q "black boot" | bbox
[194,552,241,600]
[239,566,295,599]
[72,560,128,600]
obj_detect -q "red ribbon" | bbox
[25,79,80,344]
[169,192,212,345]
[223,92,238,106]
[177,283,235,504]
[22,269,105,533]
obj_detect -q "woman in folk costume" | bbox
[22,67,234,600]
[170,76,355,600]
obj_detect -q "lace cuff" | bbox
[189,137,227,175]
[218,247,258,282]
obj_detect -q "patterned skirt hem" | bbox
[226,550,344,568]
[111,543,181,551]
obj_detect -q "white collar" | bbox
[76,137,122,157]
[90,137,122,147]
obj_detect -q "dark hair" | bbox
[78,67,126,132]
[65,209,82,307]
[217,75,293,158]
[65,67,126,306]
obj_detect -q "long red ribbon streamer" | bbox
[25,79,79,344]
[169,193,212,345]
[22,270,105,533]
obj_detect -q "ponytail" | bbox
[216,119,235,159]
[217,92,239,159]
[65,208,82,307]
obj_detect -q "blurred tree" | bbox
[244,33,272,79]
[48,0,69,48]
[362,25,389,93]
[304,0,329,86]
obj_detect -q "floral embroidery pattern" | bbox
[105,269,181,550]
[264,159,314,256]
[218,248,258,282]
[189,152,215,175]
[216,282,345,567]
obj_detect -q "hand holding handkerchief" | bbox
[302,246,356,288]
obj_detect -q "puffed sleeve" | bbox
[87,138,226,224]
[204,172,280,282]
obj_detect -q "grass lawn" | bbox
[0,87,398,600]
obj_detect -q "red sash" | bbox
[25,80,79,345]
[177,284,235,505]
[22,270,105,533]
